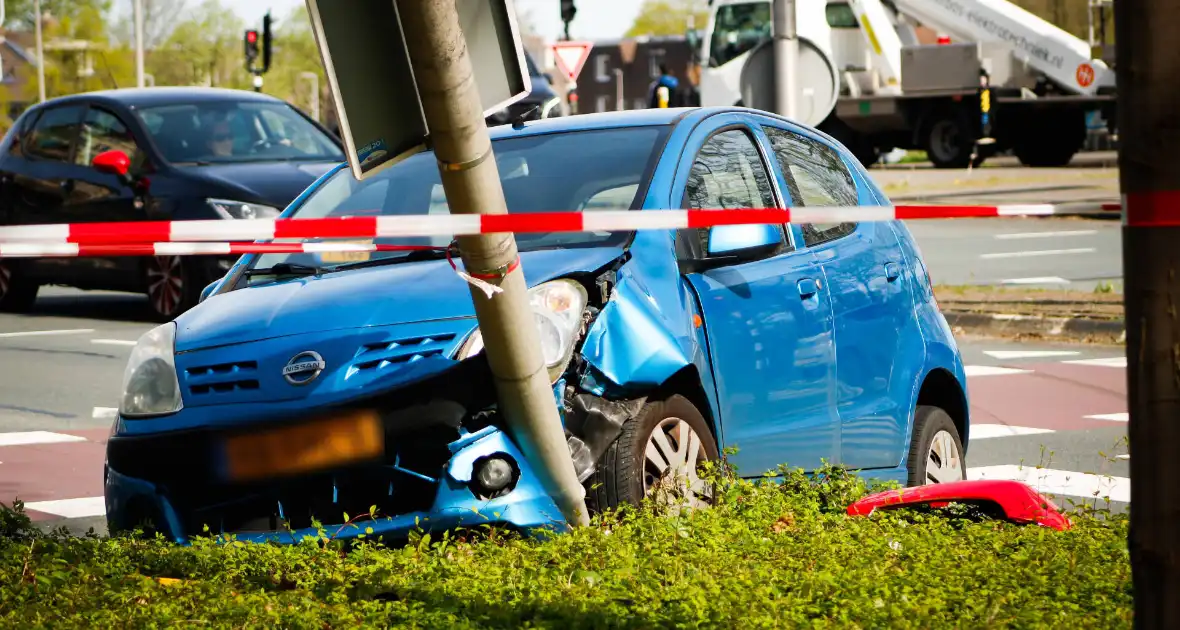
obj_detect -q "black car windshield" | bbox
[135,100,344,165]
[248,125,671,276]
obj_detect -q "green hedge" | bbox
[0,465,1131,628]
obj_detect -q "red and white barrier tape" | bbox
[0,241,443,258]
[0,203,1119,246]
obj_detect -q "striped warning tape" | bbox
[0,203,1119,248]
[0,242,445,258]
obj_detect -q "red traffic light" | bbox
[246,30,258,44]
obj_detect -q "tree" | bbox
[255,7,328,121]
[146,0,247,89]
[3,0,110,30]
[109,0,189,50]
[625,0,708,38]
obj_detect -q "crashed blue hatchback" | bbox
[104,107,970,544]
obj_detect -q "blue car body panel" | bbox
[106,107,969,543]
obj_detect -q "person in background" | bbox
[647,64,681,109]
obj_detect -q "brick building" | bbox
[555,35,698,113]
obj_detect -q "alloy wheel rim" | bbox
[147,256,183,316]
[643,417,713,511]
[924,429,964,484]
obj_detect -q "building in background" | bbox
[545,35,696,114]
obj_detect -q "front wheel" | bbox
[585,394,719,514]
[144,255,201,322]
[906,405,966,486]
[0,260,40,313]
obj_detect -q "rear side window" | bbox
[763,126,859,247]
[25,105,84,162]
[75,107,143,168]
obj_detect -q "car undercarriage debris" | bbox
[563,392,646,482]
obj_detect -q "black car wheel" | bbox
[905,405,967,486]
[145,255,199,321]
[586,394,719,514]
[0,260,40,313]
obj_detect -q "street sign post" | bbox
[302,0,591,529]
[305,0,532,181]
[551,40,593,83]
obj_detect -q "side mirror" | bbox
[92,149,133,186]
[681,223,783,273]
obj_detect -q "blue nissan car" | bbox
[104,107,970,543]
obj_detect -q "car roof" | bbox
[22,87,287,112]
[485,106,816,141]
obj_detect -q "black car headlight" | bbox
[119,323,184,417]
[208,198,281,220]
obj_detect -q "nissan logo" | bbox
[282,351,326,386]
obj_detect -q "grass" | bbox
[0,461,1132,628]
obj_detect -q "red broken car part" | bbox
[846,479,1072,531]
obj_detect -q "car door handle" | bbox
[885,262,900,281]
[797,278,819,298]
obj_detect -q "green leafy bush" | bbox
[0,464,1131,629]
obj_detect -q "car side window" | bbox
[682,127,782,254]
[75,107,143,168]
[24,105,84,162]
[763,126,859,247]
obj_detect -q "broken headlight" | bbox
[456,279,588,381]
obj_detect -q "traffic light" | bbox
[560,0,576,25]
[261,12,274,73]
[244,29,259,70]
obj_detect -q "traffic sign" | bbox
[551,41,593,82]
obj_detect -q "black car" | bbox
[485,51,565,126]
[0,87,346,320]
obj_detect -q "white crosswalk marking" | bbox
[1064,356,1127,368]
[0,431,87,447]
[1085,412,1128,422]
[984,350,1081,359]
[967,465,1130,503]
[969,425,1055,440]
[24,497,106,519]
[964,365,1032,377]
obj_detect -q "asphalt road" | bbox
[0,300,1130,535]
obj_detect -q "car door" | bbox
[676,116,839,478]
[4,102,87,282]
[66,104,154,290]
[760,123,913,470]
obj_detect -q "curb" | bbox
[943,311,1126,344]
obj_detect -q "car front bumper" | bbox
[104,422,568,545]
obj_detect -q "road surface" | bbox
[0,299,1130,535]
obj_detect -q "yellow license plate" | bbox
[318,240,373,263]
[224,409,384,482]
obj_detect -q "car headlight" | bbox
[208,198,281,220]
[119,323,184,418]
[541,96,563,118]
[456,279,588,380]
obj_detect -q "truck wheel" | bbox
[923,110,976,169]
[1013,109,1085,167]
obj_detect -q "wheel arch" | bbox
[649,364,722,446]
[914,367,970,452]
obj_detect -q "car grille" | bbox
[349,332,458,375]
[185,360,260,397]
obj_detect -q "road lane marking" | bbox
[0,431,87,447]
[92,407,118,419]
[0,328,96,339]
[1085,412,1128,422]
[90,339,137,347]
[969,425,1055,440]
[1117,455,1130,460]
[1001,276,1070,285]
[964,365,1032,377]
[994,230,1097,240]
[967,465,1130,503]
[23,497,106,519]
[1064,356,1127,368]
[983,350,1081,359]
[979,248,1095,259]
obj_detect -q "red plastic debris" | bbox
[846,479,1072,531]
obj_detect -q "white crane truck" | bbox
[689,0,1116,168]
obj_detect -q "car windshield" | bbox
[710,2,772,68]
[135,100,344,165]
[247,125,671,277]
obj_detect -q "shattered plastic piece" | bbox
[566,435,595,482]
[846,479,1072,531]
[564,394,646,475]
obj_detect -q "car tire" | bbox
[905,405,967,487]
[0,260,40,313]
[585,394,719,514]
[144,255,200,322]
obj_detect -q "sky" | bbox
[231,0,644,43]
